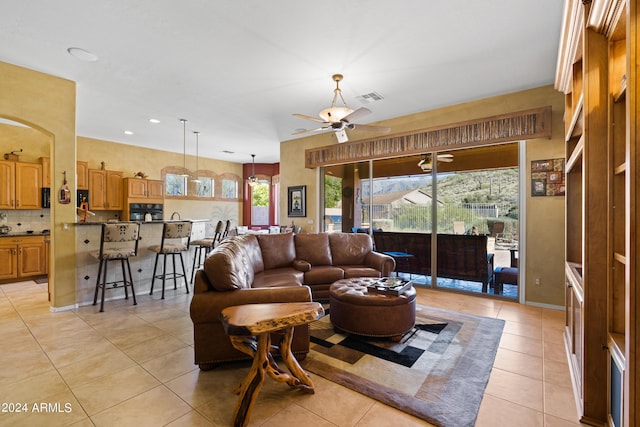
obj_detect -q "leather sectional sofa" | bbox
[189,232,395,369]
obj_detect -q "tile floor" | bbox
[0,280,587,426]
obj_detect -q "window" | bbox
[222,179,238,199]
[251,180,269,226]
[165,173,187,196]
[195,177,213,198]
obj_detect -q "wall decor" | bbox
[288,185,306,217]
[531,158,565,197]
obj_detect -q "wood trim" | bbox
[305,106,552,168]
[587,0,625,38]
[556,0,584,93]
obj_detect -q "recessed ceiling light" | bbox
[67,47,98,62]
[124,130,134,135]
[149,118,160,124]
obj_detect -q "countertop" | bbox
[0,230,50,238]
[74,219,209,226]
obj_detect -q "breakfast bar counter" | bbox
[74,219,210,305]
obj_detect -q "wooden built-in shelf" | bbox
[566,262,584,298]
[613,82,626,103]
[613,252,626,265]
[614,163,626,175]
[565,93,584,142]
[609,332,626,363]
[566,135,584,173]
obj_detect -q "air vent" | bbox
[356,92,384,104]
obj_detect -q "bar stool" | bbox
[92,222,140,312]
[222,219,231,239]
[149,221,192,299]
[189,220,223,284]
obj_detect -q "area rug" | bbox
[301,304,505,427]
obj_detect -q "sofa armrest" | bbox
[190,285,312,325]
[364,251,396,277]
[292,259,311,272]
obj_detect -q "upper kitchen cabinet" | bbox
[0,160,41,209]
[88,169,123,210]
[40,158,89,190]
[124,178,164,201]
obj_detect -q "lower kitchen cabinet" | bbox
[0,236,46,281]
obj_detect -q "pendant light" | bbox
[191,131,201,183]
[248,154,258,187]
[180,118,189,176]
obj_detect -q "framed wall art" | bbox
[531,158,565,197]
[287,185,306,217]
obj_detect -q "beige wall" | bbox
[280,85,566,306]
[0,61,77,308]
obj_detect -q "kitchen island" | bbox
[74,219,210,306]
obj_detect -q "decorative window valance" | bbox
[304,106,552,168]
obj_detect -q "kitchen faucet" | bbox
[171,212,181,220]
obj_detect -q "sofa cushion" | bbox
[203,237,255,291]
[303,265,344,285]
[295,233,332,266]
[256,233,296,269]
[239,234,264,273]
[342,266,382,279]
[253,268,304,288]
[329,233,373,265]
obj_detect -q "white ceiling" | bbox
[0,0,563,164]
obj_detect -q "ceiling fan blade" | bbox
[292,113,327,124]
[351,123,391,133]
[292,126,329,135]
[437,153,454,158]
[438,157,454,163]
[341,107,372,123]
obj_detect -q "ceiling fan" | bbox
[292,74,391,143]
[418,153,454,172]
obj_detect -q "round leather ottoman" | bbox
[329,277,416,340]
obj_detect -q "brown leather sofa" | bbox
[189,232,395,369]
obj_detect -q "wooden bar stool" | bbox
[92,222,140,312]
[149,221,192,299]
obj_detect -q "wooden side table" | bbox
[220,302,324,427]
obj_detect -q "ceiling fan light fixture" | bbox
[319,106,353,123]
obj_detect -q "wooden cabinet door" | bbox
[18,238,45,277]
[0,161,15,209]
[106,171,123,210]
[77,161,89,190]
[89,169,107,210]
[15,162,42,209]
[147,179,164,199]
[127,178,147,198]
[0,243,17,280]
[41,157,51,188]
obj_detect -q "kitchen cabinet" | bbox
[89,169,123,210]
[124,178,164,200]
[0,235,46,281]
[40,158,89,190]
[0,160,41,209]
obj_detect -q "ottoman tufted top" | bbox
[330,277,416,306]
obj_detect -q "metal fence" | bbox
[363,202,517,235]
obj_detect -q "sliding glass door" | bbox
[321,143,519,299]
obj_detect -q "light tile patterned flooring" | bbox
[0,280,588,426]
